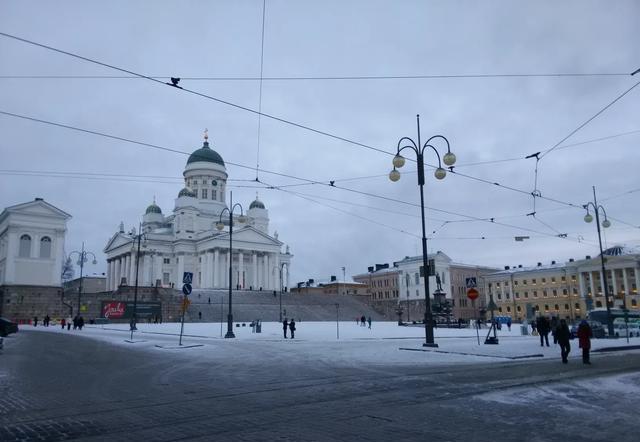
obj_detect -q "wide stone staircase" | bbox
[184,289,386,322]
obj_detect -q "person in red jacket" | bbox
[577,320,593,365]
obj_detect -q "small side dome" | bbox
[249,198,265,210]
[145,202,162,214]
[178,187,196,198]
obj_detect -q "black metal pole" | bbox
[225,193,235,338]
[592,186,614,337]
[77,242,85,317]
[416,119,436,347]
[130,231,142,340]
[279,265,283,322]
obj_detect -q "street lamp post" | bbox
[389,114,456,347]
[216,191,246,339]
[583,185,613,337]
[279,262,287,322]
[68,242,97,317]
[129,225,146,339]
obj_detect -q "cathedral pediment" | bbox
[212,226,282,247]
[103,232,133,253]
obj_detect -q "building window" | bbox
[163,272,170,284]
[202,189,208,199]
[516,306,522,312]
[541,278,546,283]
[523,280,528,285]
[212,190,217,200]
[542,290,547,297]
[506,306,511,312]
[554,304,559,311]
[514,280,518,286]
[551,277,556,283]
[631,299,637,307]
[564,304,570,311]
[561,276,566,282]
[562,289,568,295]
[532,279,536,285]
[19,234,31,257]
[533,290,538,298]
[524,291,528,298]
[575,303,581,310]
[544,304,549,312]
[552,290,557,297]
[40,236,52,258]
[415,273,419,285]
[515,292,520,298]
[163,258,170,264]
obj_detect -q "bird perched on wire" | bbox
[166,77,182,88]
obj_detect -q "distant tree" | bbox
[61,256,75,282]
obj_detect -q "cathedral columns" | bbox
[252,253,258,289]
[177,255,185,289]
[589,271,595,297]
[213,250,219,288]
[206,251,214,288]
[238,251,244,288]
[274,253,280,291]
[115,259,121,288]
[579,272,586,297]
[263,254,269,290]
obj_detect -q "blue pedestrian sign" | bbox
[182,283,192,295]
[182,272,193,284]
[465,277,477,289]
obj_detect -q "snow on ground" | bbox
[21,321,640,367]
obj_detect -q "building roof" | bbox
[186,140,225,166]
[601,245,640,256]
[145,201,162,214]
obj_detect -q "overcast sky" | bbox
[1,0,639,285]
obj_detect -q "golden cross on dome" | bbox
[204,128,208,141]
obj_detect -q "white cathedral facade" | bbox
[104,133,292,292]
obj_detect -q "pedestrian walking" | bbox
[282,318,288,339]
[577,320,593,364]
[72,315,78,330]
[60,318,66,329]
[44,315,50,327]
[367,317,372,329]
[536,316,550,347]
[78,316,85,330]
[289,319,296,339]
[507,318,512,332]
[530,319,537,335]
[33,316,38,327]
[556,319,571,364]
[360,315,366,327]
[208,297,211,304]
[198,311,202,320]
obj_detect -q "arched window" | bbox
[19,234,31,257]
[40,236,52,258]
[596,300,602,308]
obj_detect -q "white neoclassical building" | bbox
[0,198,70,287]
[104,132,292,292]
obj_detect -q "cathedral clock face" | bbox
[211,180,217,186]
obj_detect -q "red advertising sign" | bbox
[466,288,479,301]
[102,302,126,319]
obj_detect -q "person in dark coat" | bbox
[78,316,84,330]
[577,320,592,364]
[289,319,296,339]
[367,317,372,329]
[44,315,50,327]
[536,316,550,347]
[33,316,38,327]
[530,319,537,334]
[60,318,66,329]
[282,318,288,339]
[507,318,512,332]
[556,319,571,363]
[360,315,366,327]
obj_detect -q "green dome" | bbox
[145,203,162,214]
[249,199,265,210]
[186,141,225,166]
[178,187,196,198]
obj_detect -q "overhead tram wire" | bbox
[0,72,630,81]
[0,32,394,160]
[2,108,636,234]
[1,32,634,221]
[254,0,267,181]
[538,78,640,160]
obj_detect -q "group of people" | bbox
[33,315,51,327]
[357,315,372,329]
[533,316,593,364]
[282,318,296,339]
[33,315,85,330]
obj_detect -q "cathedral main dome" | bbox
[186,139,225,166]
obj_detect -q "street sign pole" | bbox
[179,272,193,347]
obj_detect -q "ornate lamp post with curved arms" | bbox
[583,185,613,337]
[68,242,97,317]
[389,114,457,347]
[216,191,246,338]
[128,225,147,338]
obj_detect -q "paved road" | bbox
[1,330,639,441]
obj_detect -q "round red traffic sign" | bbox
[466,288,479,300]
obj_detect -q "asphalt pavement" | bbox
[1,330,639,442]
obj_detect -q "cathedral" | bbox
[104,132,292,292]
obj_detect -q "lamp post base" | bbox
[224,331,236,339]
[422,342,439,348]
